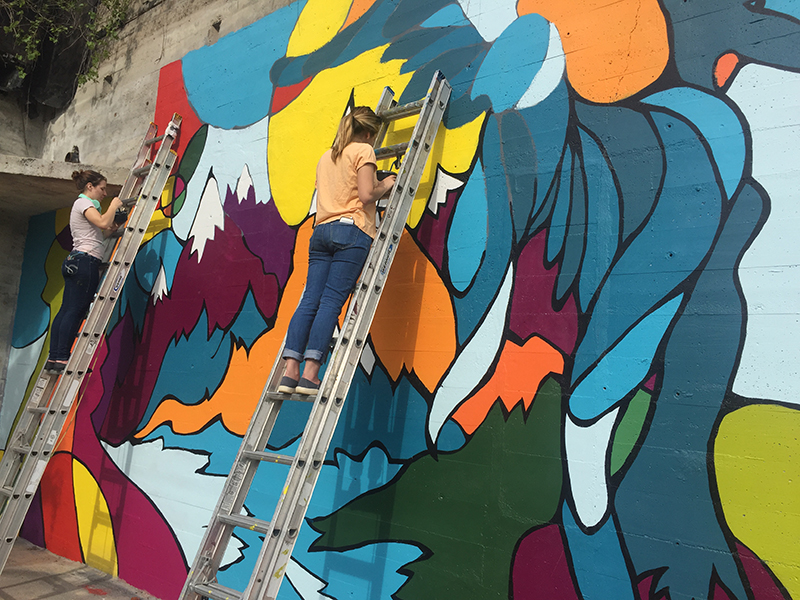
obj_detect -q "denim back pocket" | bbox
[62,254,79,278]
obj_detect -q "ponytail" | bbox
[330,106,382,162]
[72,169,106,191]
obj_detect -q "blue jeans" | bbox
[49,251,101,361]
[284,221,372,363]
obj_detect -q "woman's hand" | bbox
[358,165,396,204]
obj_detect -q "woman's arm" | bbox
[83,197,124,230]
[357,164,396,205]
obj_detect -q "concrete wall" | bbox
[3,1,800,600]
[0,93,46,158]
[0,212,27,406]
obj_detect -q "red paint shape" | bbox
[40,453,82,563]
[714,53,740,88]
[637,574,655,599]
[154,61,203,159]
[270,76,313,114]
[512,524,581,599]
[84,585,108,595]
[642,373,657,392]
[737,543,788,600]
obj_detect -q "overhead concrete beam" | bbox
[0,155,128,217]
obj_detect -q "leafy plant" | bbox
[0,0,129,85]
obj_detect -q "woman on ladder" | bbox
[46,170,123,373]
[279,107,396,395]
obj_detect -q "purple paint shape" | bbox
[510,231,578,354]
[413,187,460,271]
[19,488,45,547]
[93,311,137,432]
[737,543,789,600]
[100,214,280,444]
[223,185,297,287]
[512,524,581,600]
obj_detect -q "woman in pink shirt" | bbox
[279,107,396,395]
[46,170,123,373]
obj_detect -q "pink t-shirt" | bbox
[70,196,104,259]
[315,142,377,238]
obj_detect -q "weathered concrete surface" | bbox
[0,538,160,599]
[41,0,295,169]
[0,210,27,410]
[0,94,47,159]
[0,155,127,217]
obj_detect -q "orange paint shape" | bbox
[136,220,314,438]
[517,0,669,103]
[714,53,740,88]
[341,0,378,30]
[40,453,82,562]
[451,336,564,435]
[369,231,456,392]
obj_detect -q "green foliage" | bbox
[0,0,129,84]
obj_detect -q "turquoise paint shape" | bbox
[767,0,800,20]
[562,504,636,600]
[228,290,269,350]
[181,1,306,129]
[134,229,183,293]
[447,163,487,293]
[643,87,745,201]
[570,295,683,421]
[471,13,550,112]
[12,213,55,348]
[422,4,470,27]
[546,148,572,264]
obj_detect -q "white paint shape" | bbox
[0,333,47,448]
[188,173,226,262]
[286,558,335,599]
[102,438,244,568]
[516,22,565,109]
[727,65,800,405]
[427,168,464,216]
[235,163,253,202]
[173,116,271,241]
[151,264,169,305]
[454,0,518,42]
[427,265,514,441]
[564,408,619,528]
[360,340,376,376]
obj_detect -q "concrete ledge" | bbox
[0,154,128,217]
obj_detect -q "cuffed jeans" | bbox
[49,251,101,361]
[283,221,372,363]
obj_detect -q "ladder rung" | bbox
[121,197,138,206]
[218,513,271,534]
[0,486,13,497]
[27,406,47,415]
[9,445,31,455]
[144,134,165,146]
[242,450,294,465]
[265,391,316,403]
[192,582,242,600]
[132,165,151,177]
[375,142,409,160]
[379,99,425,121]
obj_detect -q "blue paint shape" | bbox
[767,0,800,20]
[447,162,487,293]
[422,4,470,27]
[570,295,682,420]
[228,290,269,350]
[12,213,56,348]
[181,1,306,129]
[572,111,722,381]
[134,230,183,294]
[139,309,230,428]
[562,504,636,600]
[643,87,745,201]
[579,128,620,312]
[547,148,572,263]
[113,274,149,335]
[147,419,241,476]
[471,13,550,112]
[399,27,484,75]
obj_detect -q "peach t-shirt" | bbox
[315,142,377,238]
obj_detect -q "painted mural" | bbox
[4,0,800,598]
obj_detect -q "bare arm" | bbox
[83,197,123,230]
[357,164,396,205]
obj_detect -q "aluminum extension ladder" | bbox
[0,113,182,573]
[181,71,451,600]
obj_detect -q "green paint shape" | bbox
[173,125,209,217]
[311,376,565,600]
[610,387,652,475]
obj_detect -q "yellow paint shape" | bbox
[73,459,118,576]
[268,46,413,225]
[136,220,314,438]
[287,0,353,57]
[370,231,457,391]
[715,404,800,596]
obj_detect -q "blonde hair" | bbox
[330,106,382,162]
